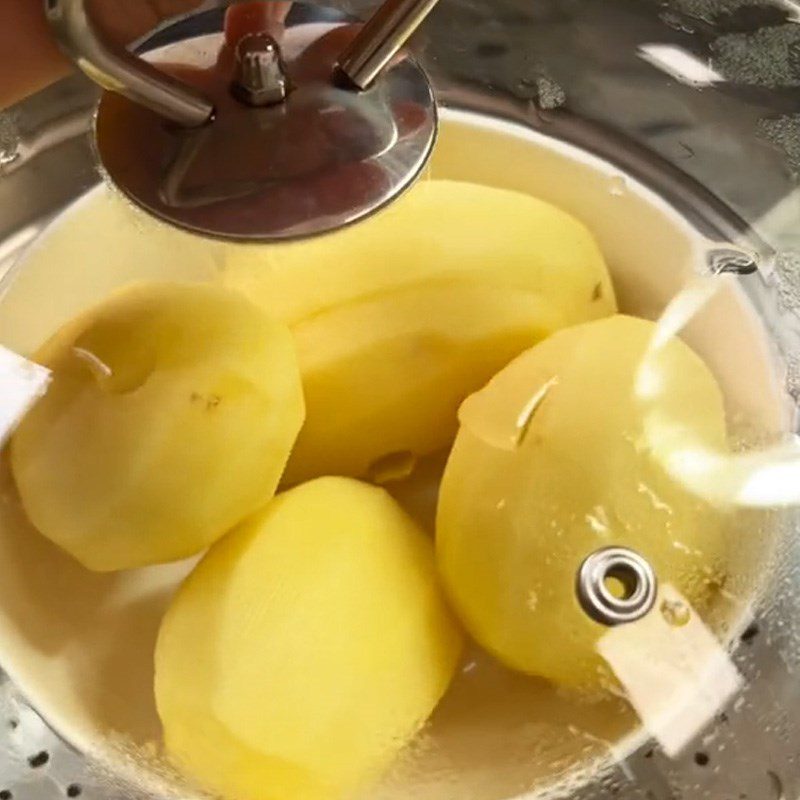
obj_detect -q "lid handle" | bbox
[337,0,440,90]
[45,0,215,127]
[46,0,442,122]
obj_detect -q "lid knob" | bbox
[232,32,290,107]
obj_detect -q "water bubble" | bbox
[660,598,691,627]
[585,506,610,536]
[609,176,627,197]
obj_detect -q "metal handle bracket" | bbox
[337,0,440,90]
[45,0,214,127]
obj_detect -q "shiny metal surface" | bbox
[577,547,658,627]
[337,0,441,89]
[94,6,436,241]
[45,0,214,127]
[231,33,290,106]
[47,0,443,241]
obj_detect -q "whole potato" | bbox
[155,477,463,800]
[437,315,731,688]
[11,282,304,571]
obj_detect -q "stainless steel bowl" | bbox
[2,2,800,799]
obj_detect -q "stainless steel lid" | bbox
[46,0,439,240]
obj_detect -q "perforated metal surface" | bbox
[0,672,96,800]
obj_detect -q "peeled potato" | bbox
[155,477,463,800]
[437,315,730,688]
[283,285,570,483]
[10,282,304,571]
[221,180,615,325]
[229,180,614,483]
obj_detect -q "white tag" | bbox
[597,583,742,758]
[0,347,51,446]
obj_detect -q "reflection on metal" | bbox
[337,0,442,89]
[45,0,214,127]
[577,546,658,626]
[637,44,723,88]
[46,0,441,240]
[231,33,290,106]
[94,16,437,240]
[0,109,91,178]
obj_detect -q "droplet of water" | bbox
[585,505,610,536]
[609,176,627,197]
[637,482,673,514]
[660,598,691,627]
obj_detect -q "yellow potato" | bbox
[248,181,614,483]
[155,477,463,800]
[437,315,731,688]
[10,283,304,571]
[283,285,571,483]
[222,180,615,325]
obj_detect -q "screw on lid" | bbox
[232,33,290,107]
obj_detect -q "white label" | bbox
[0,347,51,446]
[597,583,742,758]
